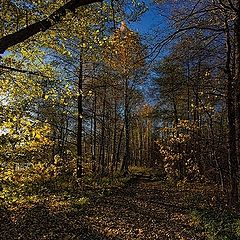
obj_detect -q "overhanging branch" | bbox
[0,0,102,54]
[0,65,47,77]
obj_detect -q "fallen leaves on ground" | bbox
[0,179,224,240]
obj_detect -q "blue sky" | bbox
[130,3,160,34]
[129,0,171,61]
[126,0,171,104]
[129,0,169,35]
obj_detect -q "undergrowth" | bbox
[190,209,240,240]
[0,163,131,211]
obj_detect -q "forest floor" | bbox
[0,176,239,240]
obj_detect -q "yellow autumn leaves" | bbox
[0,117,52,152]
[104,22,145,75]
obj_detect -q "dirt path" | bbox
[83,179,206,240]
[1,179,209,240]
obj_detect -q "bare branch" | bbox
[0,64,47,77]
[227,0,238,12]
[218,0,238,12]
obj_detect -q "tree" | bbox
[154,0,240,205]
[0,56,53,165]
[104,21,146,175]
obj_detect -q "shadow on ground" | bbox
[0,204,120,240]
[83,180,210,240]
[0,179,218,240]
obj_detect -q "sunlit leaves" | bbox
[104,22,145,75]
[0,116,52,153]
[156,120,199,179]
[0,56,55,164]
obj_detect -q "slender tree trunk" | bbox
[121,77,130,175]
[61,116,69,160]
[148,120,153,167]
[77,52,83,178]
[187,59,190,120]
[145,119,149,166]
[99,85,106,176]
[116,124,124,171]
[92,90,97,172]
[132,123,137,166]
[111,98,117,174]
[139,120,144,166]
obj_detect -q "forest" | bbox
[1,0,240,239]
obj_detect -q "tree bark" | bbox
[225,19,238,205]
[235,3,240,171]
[99,85,107,176]
[111,97,118,174]
[234,2,240,206]
[91,89,97,172]
[121,77,130,175]
[77,52,83,178]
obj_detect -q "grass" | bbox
[0,166,132,211]
[190,209,240,240]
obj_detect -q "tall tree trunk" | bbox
[91,89,97,172]
[111,98,117,174]
[139,119,144,166]
[187,59,191,120]
[77,53,83,178]
[61,116,69,160]
[235,3,240,178]
[99,85,106,176]
[148,120,153,167]
[121,77,130,175]
[225,19,238,205]
[145,119,149,166]
[116,124,124,171]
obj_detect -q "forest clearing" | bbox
[1,0,240,239]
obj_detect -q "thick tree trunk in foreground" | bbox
[225,20,238,205]
[234,5,240,206]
